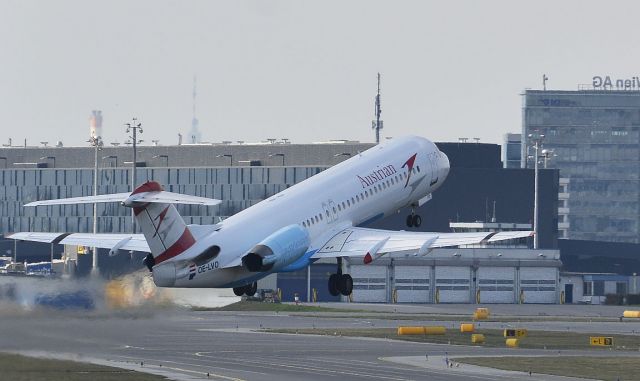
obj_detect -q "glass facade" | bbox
[523,90,640,243]
[0,166,327,235]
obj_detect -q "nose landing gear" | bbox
[233,281,258,297]
[328,257,353,296]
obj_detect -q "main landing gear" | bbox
[233,282,257,297]
[328,257,353,297]
[406,206,422,228]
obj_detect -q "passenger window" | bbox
[302,221,306,227]
[338,204,342,211]
[351,197,355,204]
[347,200,350,207]
[342,202,346,209]
[417,166,421,172]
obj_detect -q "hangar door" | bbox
[435,266,471,303]
[477,267,515,303]
[520,267,558,304]
[351,265,387,303]
[394,266,430,303]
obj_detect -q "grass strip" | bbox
[263,327,640,351]
[196,302,623,323]
[0,353,167,381]
[456,356,640,381]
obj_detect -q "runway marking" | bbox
[300,356,427,374]
[378,356,564,381]
[111,354,247,381]
[193,352,414,380]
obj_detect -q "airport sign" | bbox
[503,329,528,338]
[590,336,613,346]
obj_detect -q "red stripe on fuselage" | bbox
[154,228,196,264]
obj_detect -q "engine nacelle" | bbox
[152,262,176,287]
[242,224,311,272]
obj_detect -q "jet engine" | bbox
[152,262,177,287]
[242,224,311,272]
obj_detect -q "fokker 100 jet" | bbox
[10,136,532,297]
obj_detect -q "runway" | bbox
[2,305,638,380]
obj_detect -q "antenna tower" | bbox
[372,73,383,144]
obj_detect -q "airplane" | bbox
[9,136,532,297]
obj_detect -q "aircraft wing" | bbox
[8,232,150,253]
[310,227,533,262]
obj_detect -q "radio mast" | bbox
[372,73,383,144]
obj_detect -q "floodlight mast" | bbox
[528,131,545,249]
[88,134,103,275]
[125,118,143,232]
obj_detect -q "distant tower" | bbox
[188,76,202,143]
[371,73,383,144]
[90,110,103,139]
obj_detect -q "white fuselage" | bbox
[157,136,450,288]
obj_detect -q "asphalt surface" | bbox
[2,304,640,381]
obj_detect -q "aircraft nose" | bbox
[440,151,450,180]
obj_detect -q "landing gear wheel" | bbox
[412,214,422,228]
[406,215,414,227]
[328,274,340,296]
[233,286,245,296]
[339,274,353,296]
[245,282,258,297]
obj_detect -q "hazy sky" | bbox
[1,1,639,147]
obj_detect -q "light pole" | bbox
[541,149,556,169]
[125,118,143,232]
[528,132,545,249]
[216,154,233,166]
[88,135,103,275]
[269,153,285,166]
[50,243,54,275]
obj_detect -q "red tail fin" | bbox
[132,182,196,264]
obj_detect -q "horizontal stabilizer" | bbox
[25,191,221,207]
